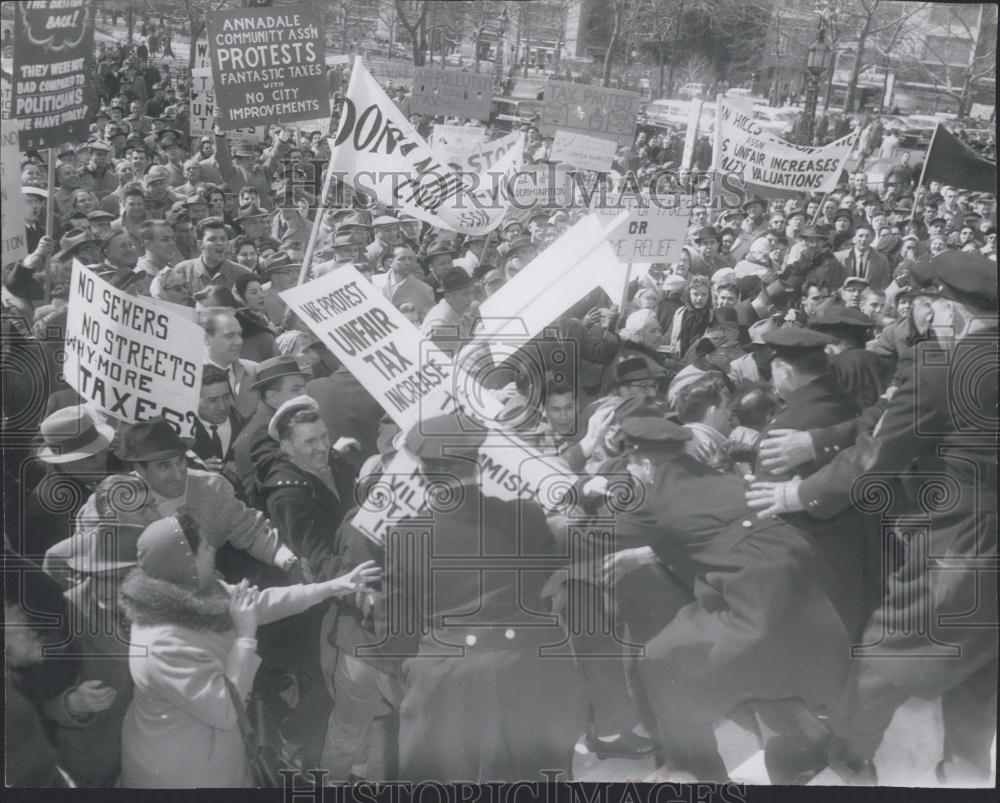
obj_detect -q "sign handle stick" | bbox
[910,122,938,225]
[43,147,56,300]
[618,261,634,320]
[298,145,339,286]
[810,192,828,226]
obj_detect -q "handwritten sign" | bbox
[1,119,28,268]
[63,262,203,438]
[412,66,493,121]
[431,124,486,165]
[540,80,640,146]
[592,194,690,263]
[549,130,618,172]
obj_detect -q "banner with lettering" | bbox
[715,99,855,195]
[330,59,524,235]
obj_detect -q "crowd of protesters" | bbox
[3,26,998,793]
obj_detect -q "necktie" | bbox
[209,425,223,459]
[857,252,866,279]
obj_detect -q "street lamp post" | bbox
[494,5,509,95]
[800,22,832,145]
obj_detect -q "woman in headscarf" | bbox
[667,274,713,357]
[149,265,193,307]
[232,274,278,362]
[119,515,381,788]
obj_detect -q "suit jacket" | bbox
[190,410,245,464]
[205,357,259,420]
[834,247,892,291]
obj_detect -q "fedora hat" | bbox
[116,418,186,463]
[251,356,308,390]
[37,406,114,464]
[68,520,146,574]
[440,267,475,293]
[259,251,301,277]
[54,229,102,262]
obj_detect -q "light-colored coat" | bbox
[120,576,333,787]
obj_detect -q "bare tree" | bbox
[601,0,629,87]
[894,3,996,116]
[394,0,430,65]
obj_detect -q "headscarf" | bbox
[677,275,713,356]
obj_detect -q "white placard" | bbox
[549,130,618,172]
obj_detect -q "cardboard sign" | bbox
[477,213,628,352]
[367,59,416,82]
[11,1,94,150]
[591,194,690,263]
[280,266,462,430]
[431,124,486,165]
[1,119,28,267]
[352,430,579,546]
[716,99,855,194]
[411,67,493,121]
[63,262,203,438]
[331,60,524,235]
[206,5,329,131]
[190,41,264,146]
[549,130,618,172]
[540,80,640,146]
[510,163,571,211]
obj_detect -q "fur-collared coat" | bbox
[118,571,333,788]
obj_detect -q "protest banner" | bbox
[591,194,690,263]
[510,163,571,212]
[63,262,203,438]
[549,130,618,172]
[331,59,524,235]
[11,0,94,150]
[539,80,641,146]
[206,4,329,131]
[431,124,486,165]
[411,66,493,121]
[1,118,28,267]
[715,99,854,195]
[280,265,464,431]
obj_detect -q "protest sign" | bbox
[456,130,523,173]
[549,130,618,172]
[477,214,628,354]
[510,163,571,212]
[411,66,493,121]
[1,119,28,268]
[280,265,462,431]
[539,80,640,146]
[206,5,329,131]
[591,194,690,263]
[63,262,203,438]
[331,60,524,235]
[352,429,579,546]
[431,124,486,165]
[11,0,94,150]
[715,99,854,194]
[367,59,416,82]
[190,41,264,146]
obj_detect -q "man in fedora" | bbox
[420,267,478,348]
[89,418,301,578]
[23,406,115,558]
[231,356,309,508]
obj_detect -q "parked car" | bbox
[752,106,796,138]
[678,82,706,98]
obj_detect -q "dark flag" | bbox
[919,123,997,193]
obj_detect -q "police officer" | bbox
[747,251,998,784]
[387,414,583,782]
[609,416,851,781]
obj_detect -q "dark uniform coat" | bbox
[828,348,895,409]
[754,373,875,638]
[798,328,999,699]
[613,456,851,725]
[388,489,583,782]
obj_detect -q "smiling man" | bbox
[174,216,252,295]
